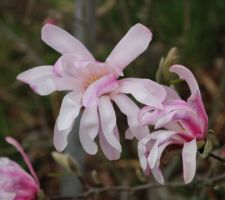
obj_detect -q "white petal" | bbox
[98,96,121,152]
[111,94,149,140]
[182,139,197,184]
[57,92,82,131]
[54,119,73,152]
[79,106,99,155]
[106,23,152,75]
[114,78,165,108]
[99,125,121,160]
[17,65,75,95]
[41,24,95,60]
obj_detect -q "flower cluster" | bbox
[17,23,208,184]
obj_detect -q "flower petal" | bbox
[182,139,197,184]
[106,23,152,75]
[57,92,82,131]
[170,65,200,101]
[41,24,95,60]
[170,65,208,136]
[99,125,121,160]
[0,192,15,200]
[147,141,159,169]
[151,166,165,185]
[163,86,181,102]
[5,137,40,187]
[98,96,121,152]
[79,106,99,155]
[111,94,149,140]
[54,119,73,152]
[83,74,119,107]
[138,139,148,170]
[17,66,75,95]
[114,78,165,108]
[54,54,92,77]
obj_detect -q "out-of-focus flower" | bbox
[0,137,40,200]
[17,23,166,160]
[138,65,208,184]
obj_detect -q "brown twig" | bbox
[49,170,225,199]
[209,152,225,164]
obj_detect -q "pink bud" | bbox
[0,137,40,200]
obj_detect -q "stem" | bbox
[209,152,225,164]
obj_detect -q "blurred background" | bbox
[0,0,225,199]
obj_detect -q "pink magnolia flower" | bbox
[17,23,166,160]
[138,65,208,184]
[0,137,40,200]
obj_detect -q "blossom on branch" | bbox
[138,65,208,184]
[0,137,40,200]
[17,23,166,160]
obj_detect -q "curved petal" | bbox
[111,94,149,140]
[106,23,152,75]
[17,66,75,95]
[151,140,173,184]
[98,96,121,152]
[83,74,119,107]
[57,92,82,131]
[138,139,148,170]
[5,137,40,188]
[147,141,159,169]
[99,125,121,160]
[163,86,181,102]
[170,65,199,101]
[182,139,197,184]
[114,78,165,108]
[54,119,73,152]
[41,24,95,60]
[170,65,208,136]
[79,106,99,155]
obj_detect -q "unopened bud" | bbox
[52,151,80,175]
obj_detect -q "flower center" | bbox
[84,75,101,89]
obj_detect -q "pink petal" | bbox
[5,137,40,188]
[41,24,95,60]
[106,23,152,75]
[151,166,165,184]
[138,139,148,170]
[0,192,15,200]
[147,141,159,168]
[54,54,92,77]
[155,110,197,130]
[83,74,119,107]
[170,65,200,101]
[163,86,181,102]
[125,128,134,140]
[182,139,197,184]
[151,140,174,184]
[114,78,165,108]
[99,125,121,160]
[79,106,99,155]
[0,158,39,199]
[54,119,73,152]
[17,65,75,95]
[111,94,149,140]
[57,92,82,131]
[98,96,121,152]
[170,65,208,136]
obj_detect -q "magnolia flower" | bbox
[0,137,40,200]
[17,23,166,160]
[138,65,208,184]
